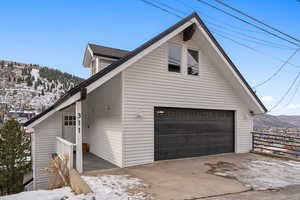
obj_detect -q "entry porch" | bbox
[55,74,123,173]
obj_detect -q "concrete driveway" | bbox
[84,153,300,200]
[84,153,253,200]
[203,185,300,200]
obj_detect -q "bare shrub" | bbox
[44,155,70,189]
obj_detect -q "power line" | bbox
[208,24,296,50]
[212,31,264,52]
[176,0,266,34]
[146,0,296,51]
[151,0,188,16]
[150,0,296,51]
[194,0,300,47]
[269,72,300,112]
[212,31,300,69]
[253,49,299,88]
[210,26,297,50]
[139,0,183,18]
[212,0,300,45]
[145,0,300,69]
[282,77,300,109]
[141,0,300,68]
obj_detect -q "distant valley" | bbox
[254,114,300,130]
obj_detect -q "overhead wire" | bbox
[269,72,300,112]
[141,0,300,69]
[209,26,297,50]
[282,77,300,109]
[139,0,183,18]
[207,24,297,50]
[212,0,300,44]
[253,49,299,89]
[194,0,300,47]
[175,0,266,34]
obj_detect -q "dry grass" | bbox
[44,155,70,189]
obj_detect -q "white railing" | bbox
[56,137,75,169]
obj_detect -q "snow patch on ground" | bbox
[208,158,300,190]
[1,175,150,200]
[1,187,74,200]
[81,175,150,200]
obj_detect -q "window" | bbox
[187,49,199,76]
[64,115,76,126]
[168,44,182,73]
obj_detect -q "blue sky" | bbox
[0,0,299,115]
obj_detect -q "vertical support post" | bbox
[252,132,254,151]
[76,101,83,173]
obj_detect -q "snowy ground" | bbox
[1,175,151,200]
[206,157,300,190]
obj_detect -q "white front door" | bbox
[63,113,76,144]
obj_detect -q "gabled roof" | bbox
[88,43,130,59]
[24,12,267,127]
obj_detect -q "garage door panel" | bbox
[154,107,234,161]
[158,121,233,133]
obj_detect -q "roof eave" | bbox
[24,12,267,128]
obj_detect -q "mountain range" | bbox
[254,114,300,130]
[0,60,83,121]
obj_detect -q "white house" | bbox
[24,12,267,190]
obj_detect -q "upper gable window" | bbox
[187,49,199,76]
[168,43,181,73]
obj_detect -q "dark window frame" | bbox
[187,48,199,76]
[64,114,76,126]
[168,43,182,73]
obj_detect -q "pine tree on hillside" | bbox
[26,76,32,87]
[17,77,22,84]
[0,120,31,195]
[50,83,55,92]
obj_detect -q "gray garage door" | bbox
[154,107,235,161]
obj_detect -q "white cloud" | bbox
[287,104,300,109]
[261,96,274,102]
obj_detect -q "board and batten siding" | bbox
[86,74,123,167]
[122,34,253,167]
[32,112,62,189]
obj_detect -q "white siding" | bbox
[32,112,62,189]
[99,59,113,71]
[86,74,123,167]
[123,33,253,167]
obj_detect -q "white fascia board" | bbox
[194,20,265,114]
[27,109,56,128]
[27,93,81,129]
[82,45,94,68]
[55,93,81,111]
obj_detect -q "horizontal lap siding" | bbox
[33,112,62,189]
[86,74,123,167]
[123,34,252,167]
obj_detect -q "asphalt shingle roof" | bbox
[88,43,130,59]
